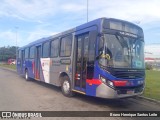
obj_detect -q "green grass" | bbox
[143,70,160,101]
[0,64,16,70]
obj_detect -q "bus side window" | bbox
[29,46,35,59]
[51,39,59,57]
[42,42,50,58]
[60,35,72,57]
[87,30,97,79]
[25,48,29,59]
[88,31,97,63]
[18,50,21,59]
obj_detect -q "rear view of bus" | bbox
[95,18,145,98]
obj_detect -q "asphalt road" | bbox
[0,68,159,120]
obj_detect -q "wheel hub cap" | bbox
[63,80,70,93]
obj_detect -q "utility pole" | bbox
[87,0,88,22]
[15,27,18,59]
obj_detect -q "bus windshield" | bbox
[98,34,144,69]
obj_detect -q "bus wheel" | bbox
[61,76,74,97]
[25,69,29,81]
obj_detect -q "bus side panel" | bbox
[50,58,73,86]
[86,84,98,96]
[50,34,74,86]
[50,57,61,86]
[40,58,50,83]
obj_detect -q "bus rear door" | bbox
[35,45,41,80]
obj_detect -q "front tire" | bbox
[61,76,74,97]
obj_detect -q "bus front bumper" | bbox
[96,83,143,99]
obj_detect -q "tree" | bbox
[145,63,153,70]
[0,46,17,61]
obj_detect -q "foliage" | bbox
[145,63,153,70]
[0,46,18,61]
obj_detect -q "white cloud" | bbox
[0,29,57,47]
[0,0,87,24]
[0,29,56,47]
[25,29,57,44]
[1,0,159,24]
[88,0,160,24]
[61,3,85,12]
[0,0,59,21]
[145,44,160,58]
[0,30,20,46]
[0,30,15,41]
[0,0,160,47]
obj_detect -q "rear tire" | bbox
[61,76,74,97]
[25,69,29,81]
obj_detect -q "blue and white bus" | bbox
[17,18,145,98]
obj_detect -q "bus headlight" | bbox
[108,80,114,87]
[138,80,144,85]
[100,76,114,88]
[100,76,106,83]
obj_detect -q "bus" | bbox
[17,18,145,98]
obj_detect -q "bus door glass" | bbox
[35,46,41,80]
[20,50,25,74]
[75,34,89,92]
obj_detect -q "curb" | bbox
[137,96,160,105]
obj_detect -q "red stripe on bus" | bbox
[113,80,127,87]
[86,79,102,85]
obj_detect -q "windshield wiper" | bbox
[115,32,129,48]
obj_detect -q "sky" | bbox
[145,44,160,58]
[0,0,160,53]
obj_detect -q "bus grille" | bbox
[107,68,145,79]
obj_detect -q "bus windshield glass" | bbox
[98,34,144,69]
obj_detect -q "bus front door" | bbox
[35,46,41,80]
[75,34,89,92]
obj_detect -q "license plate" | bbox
[127,90,134,94]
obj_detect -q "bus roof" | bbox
[19,17,142,50]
